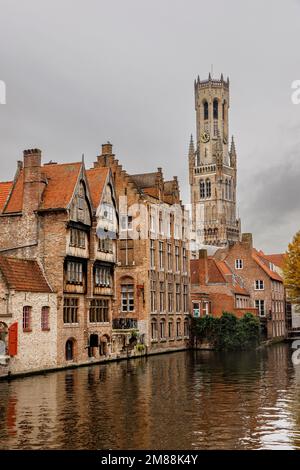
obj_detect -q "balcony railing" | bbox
[112,318,138,330]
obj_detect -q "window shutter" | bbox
[8,322,18,356]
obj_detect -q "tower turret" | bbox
[189,73,241,249]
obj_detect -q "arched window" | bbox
[206,179,211,198]
[66,339,75,361]
[184,320,189,337]
[151,319,158,341]
[222,101,226,120]
[203,101,209,120]
[213,99,218,119]
[168,320,173,339]
[200,180,205,199]
[228,179,232,200]
[160,319,166,340]
[176,319,182,338]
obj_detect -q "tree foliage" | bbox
[283,230,300,303]
[192,312,261,351]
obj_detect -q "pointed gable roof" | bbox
[0,181,13,212]
[252,249,283,282]
[39,162,82,211]
[86,167,109,209]
[3,162,82,213]
[0,256,52,293]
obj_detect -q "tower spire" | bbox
[230,135,237,167]
[189,134,195,156]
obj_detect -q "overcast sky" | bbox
[0,0,299,253]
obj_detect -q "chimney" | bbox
[198,249,208,284]
[101,142,113,156]
[23,148,44,212]
[241,233,253,249]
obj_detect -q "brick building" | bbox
[191,249,257,320]
[0,149,118,370]
[94,143,190,353]
[0,256,57,377]
[213,234,286,339]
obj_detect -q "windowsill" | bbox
[168,338,175,342]
[23,328,32,333]
[41,328,51,332]
[63,323,80,327]
[151,339,159,343]
[88,322,110,326]
[160,339,167,343]
[176,336,183,340]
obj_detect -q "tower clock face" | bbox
[201,131,210,143]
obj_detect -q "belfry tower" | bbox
[189,73,241,250]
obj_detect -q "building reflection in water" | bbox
[0,344,300,450]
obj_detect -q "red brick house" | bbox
[191,249,257,320]
[214,234,286,339]
[0,148,118,369]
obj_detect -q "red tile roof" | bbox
[39,162,82,211]
[0,181,13,212]
[3,163,82,213]
[252,250,283,282]
[232,284,250,295]
[263,253,286,269]
[207,258,226,283]
[86,167,109,208]
[4,170,24,213]
[0,256,52,293]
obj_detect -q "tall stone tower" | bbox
[189,73,241,250]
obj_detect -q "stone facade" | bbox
[94,143,190,354]
[0,258,57,377]
[189,74,241,250]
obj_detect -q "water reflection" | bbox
[0,344,300,449]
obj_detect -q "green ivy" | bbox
[191,312,261,351]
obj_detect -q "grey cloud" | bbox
[0,0,299,253]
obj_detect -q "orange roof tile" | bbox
[39,162,82,210]
[232,284,250,295]
[263,253,286,269]
[215,260,232,276]
[4,171,24,213]
[4,162,82,213]
[252,250,283,282]
[207,258,226,283]
[86,167,109,208]
[0,181,13,212]
[0,256,52,293]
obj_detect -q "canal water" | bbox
[0,343,300,450]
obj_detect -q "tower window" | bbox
[200,180,205,199]
[206,179,211,198]
[203,101,209,120]
[213,99,218,119]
